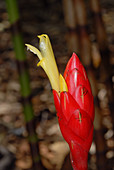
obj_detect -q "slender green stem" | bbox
[5,0,43,169]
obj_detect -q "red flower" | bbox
[53,53,94,170]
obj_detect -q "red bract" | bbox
[53,53,94,170]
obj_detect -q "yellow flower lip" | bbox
[26,34,68,95]
[25,44,42,60]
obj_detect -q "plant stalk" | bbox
[5,0,45,169]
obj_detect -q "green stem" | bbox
[5,0,44,169]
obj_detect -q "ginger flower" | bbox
[26,34,94,170]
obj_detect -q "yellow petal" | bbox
[26,34,61,94]
[59,74,68,92]
[25,44,42,60]
[37,34,60,93]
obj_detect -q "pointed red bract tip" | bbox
[53,90,61,113]
[64,53,88,81]
[64,53,92,95]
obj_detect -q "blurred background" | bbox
[0,0,113,170]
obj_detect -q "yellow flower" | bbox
[25,34,68,94]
